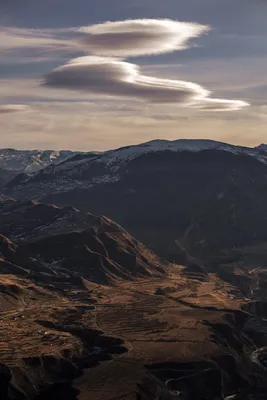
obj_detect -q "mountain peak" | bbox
[99,138,251,168]
[255,143,267,151]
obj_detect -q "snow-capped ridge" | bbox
[96,139,261,167]
[2,138,267,201]
[2,139,267,177]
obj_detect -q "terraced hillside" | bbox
[1,199,267,399]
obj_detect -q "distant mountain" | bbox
[0,148,82,173]
[0,198,165,284]
[255,143,267,152]
[3,139,267,265]
[1,140,267,175]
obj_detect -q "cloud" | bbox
[0,104,31,114]
[0,19,207,58]
[0,27,76,53]
[43,56,248,110]
[43,56,210,104]
[0,19,249,112]
[191,98,249,112]
[78,19,209,57]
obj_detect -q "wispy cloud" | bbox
[0,27,74,51]
[191,98,249,112]
[0,104,31,113]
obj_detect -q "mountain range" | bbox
[2,140,267,399]
[2,139,267,265]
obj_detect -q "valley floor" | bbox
[1,263,267,400]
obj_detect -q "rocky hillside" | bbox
[2,199,267,399]
[0,198,165,284]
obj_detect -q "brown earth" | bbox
[1,199,267,399]
[0,263,265,400]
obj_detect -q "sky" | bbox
[1,0,267,150]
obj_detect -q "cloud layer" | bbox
[78,19,209,57]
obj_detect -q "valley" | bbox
[1,252,267,400]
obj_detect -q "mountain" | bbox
[3,139,267,266]
[0,169,16,189]
[0,198,165,284]
[2,199,267,399]
[2,139,267,175]
[255,143,267,152]
[0,148,83,173]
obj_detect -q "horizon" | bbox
[0,137,266,153]
[1,1,267,149]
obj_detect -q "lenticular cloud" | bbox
[78,19,209,57]
[43,56,249,110]
[42,18,250,111]
[43,56,209,104]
